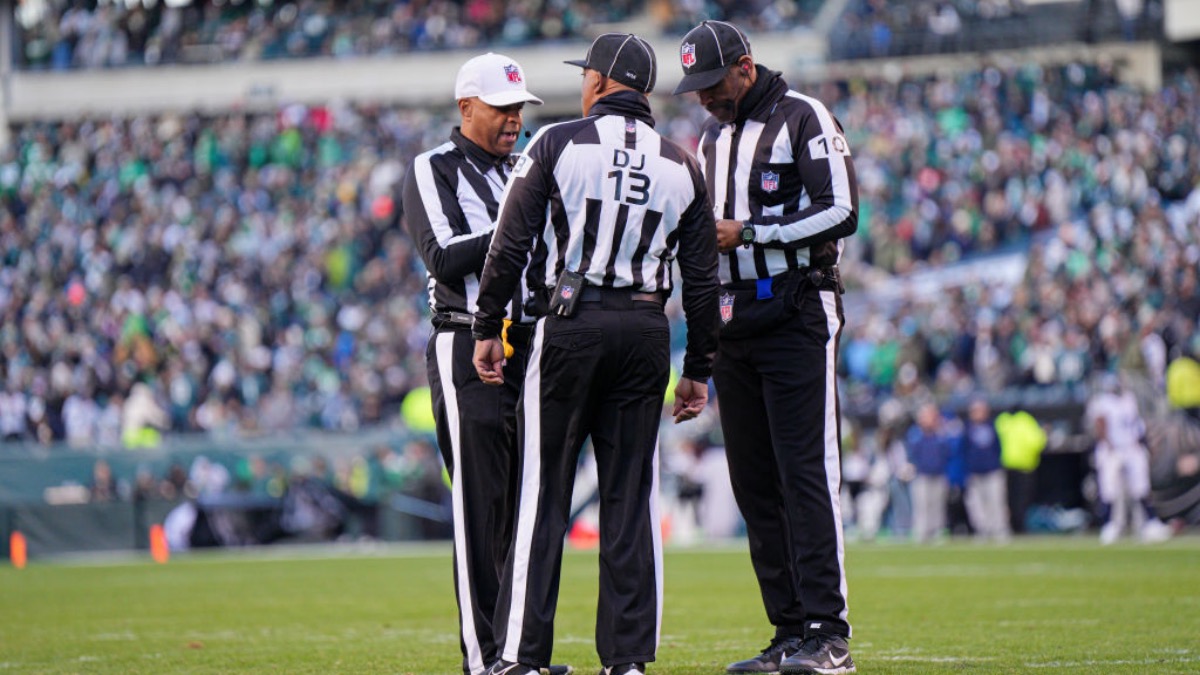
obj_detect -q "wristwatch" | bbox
[739,223,756,248]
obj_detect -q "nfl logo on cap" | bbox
[761,171,779,193]
[504,64,522,83]
[680,43,696,69]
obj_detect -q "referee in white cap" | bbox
[402,52,571,675]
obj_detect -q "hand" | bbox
[473,338,506,385]
[672,377,709,424]
[715,219,743,253]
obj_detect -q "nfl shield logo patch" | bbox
[681,43,696,69]
[761,171,779,193]
[719,292,734,324]
[504,64,522,84]
[561,286,574,300]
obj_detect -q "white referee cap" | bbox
[455,53,544,107]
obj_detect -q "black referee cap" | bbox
[672,20,752,95]
[565,33,657,94]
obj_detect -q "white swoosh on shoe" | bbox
[829,652,849,668]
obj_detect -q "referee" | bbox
[402,53,567,675]
[673,21,858,675]
[472,33,720,675]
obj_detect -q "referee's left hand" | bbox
[715,219,742,253]
[473,338,507,385]
[672,377,709,424]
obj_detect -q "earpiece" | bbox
[742,64,750,73]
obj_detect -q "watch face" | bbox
[741,226,754,243]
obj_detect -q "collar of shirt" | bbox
[588,90,657,128]
[733,65,789,125]
[450,127,513,175]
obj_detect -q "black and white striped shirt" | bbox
[476,91,720,379]
[697,66,858,284]
[403,128,528,321]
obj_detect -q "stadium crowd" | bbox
[13,0,827,71]
[825,64,1200,404]
[2,62,1198,450]
[2,101,444,444]
[830,0,1161,60]
[15,0,642,69]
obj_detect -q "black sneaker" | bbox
[727,635,804,673]
[600,664,645,675]
[543,667,575,675]
[779,634,855,674]
[486,661,537,675]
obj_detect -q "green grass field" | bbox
[2,536,1198,674]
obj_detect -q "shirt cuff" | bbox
[472,315,503,341]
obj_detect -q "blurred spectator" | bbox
[0,386,29,440]
[1115,0,1144,41]
[63,386,101,448]
[841,421,890,541]
[121,382,168,449]
[162,462,190,500]
[133,464,162,502]
[906,402,953,543]
[995,408,1046,533]
[1148,354,1200,526]
[188,454,231,498]
[879,417,914,537]
[397,436,450,538]
[1084,373,1171,543]
[89,458,120,501]
[959,398,1010,541]
[925,1,962,53]
[668,426,740,543]
[233,453,273,495]
[280,456,348,541]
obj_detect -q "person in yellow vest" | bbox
[1166,356,1200,412]
[121,382,168,449]
[995,409,1046,534]
[1145,355,1200,528]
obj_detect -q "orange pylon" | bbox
[149,524,169,564]
[10,531,27,569]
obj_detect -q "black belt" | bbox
[723,265,842,294]
[432,312,536,346]
[579,286,665,306]
[431,311,474,329]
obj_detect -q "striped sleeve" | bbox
[403,147,494,281]
[475,126,562,339]
[751,93,857,250]
[674,154,720,381]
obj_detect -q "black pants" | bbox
[713,286,852,639]
[494,296,669,668]
[427,326,529,675]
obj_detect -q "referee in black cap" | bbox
[472,32,720,675]
[673,20,859,675]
